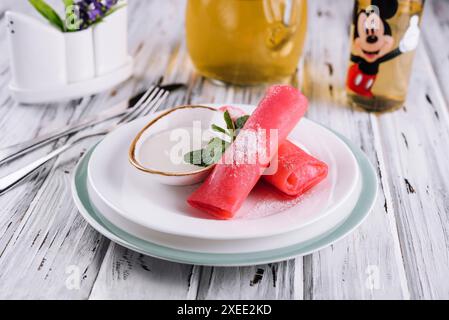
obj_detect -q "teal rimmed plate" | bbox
[71,132,378,266]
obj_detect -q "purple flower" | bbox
[72,0,119,30]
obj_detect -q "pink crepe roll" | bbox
[219,106,328,197]
[187,85,308,219]
[263,141,328,196]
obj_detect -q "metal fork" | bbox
[0,85,161,166]
[0,87,169,194]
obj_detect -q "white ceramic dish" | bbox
[88,174,361,253]
[9,57,133,104]
[129,105,227,186]
[72,129,378,266]
[87,104,360,240]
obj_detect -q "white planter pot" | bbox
[93,5,128,76]
[6,11,67,90]
[6,4,131,103]
[65,28,95,83]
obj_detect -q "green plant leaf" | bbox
[211,124,228,135]
[184,110,248,168]
[62,0,73,7]
[202,138,227,165]
[184,137,230,168]
[211,124,233,138]
[223,110,237,142]
[224,111,235,131]
[184,149,208,167]
[235,115,250,129]
[29,0,64,31]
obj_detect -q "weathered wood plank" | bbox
[197,261,303,300]
[89,244,200,300]
[0,0,447,300]
[374,43,449,299]
[0,132,110,299]
[301,0,408,299]
[0,0,165,299]
[421,0,449,109]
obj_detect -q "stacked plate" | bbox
[71,104,378,266]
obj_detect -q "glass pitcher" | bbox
[186,0,308,85]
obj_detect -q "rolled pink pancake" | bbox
[263,141,328,196]
[187,85,308,219]
[219,106,328,197]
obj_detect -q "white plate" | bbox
[88,173,361,253]
[87,104,360,240]
[72,131,378,266]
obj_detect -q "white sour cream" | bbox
[137,126,213,173]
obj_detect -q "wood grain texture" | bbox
[421,0,449,109]
[0,0,448,300]
[89,244,200,300]
[301,0,408,300]
[375,44,449,299]
[0,0,148,299]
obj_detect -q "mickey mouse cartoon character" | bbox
[346,0,421,98]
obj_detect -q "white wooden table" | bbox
[0,0,448,300]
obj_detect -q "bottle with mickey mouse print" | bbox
[346,0,425,112]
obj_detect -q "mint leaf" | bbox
[235,115,250,129]
[184,138,230,168]
[223,111,235,131]
[211,124,228,135]
[184,149,207,167]
[223,110,237,142]
[184,110,247,168]
[29,0,64,31]
[203,138,227,165]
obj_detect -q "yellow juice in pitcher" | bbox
[346,0,425,112]
[186,0,308,85]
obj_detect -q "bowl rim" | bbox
[128,105,219,177]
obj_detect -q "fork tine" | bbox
[119,85,155,123]
[119,85,156,124]
[142,89,168,116]
[143,90,169,117]
[125,88,167,123]
[120,87,163,124]
[140,89,165,116]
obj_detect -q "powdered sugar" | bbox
[233,181,319,220]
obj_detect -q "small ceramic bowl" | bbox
[129,105,226,186]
